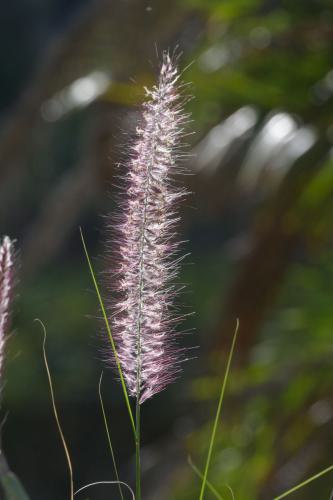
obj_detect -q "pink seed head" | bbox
[106,52,190,403]
[0,236,15,376]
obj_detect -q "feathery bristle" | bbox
[0,236,14,376]
[106,52,190,403]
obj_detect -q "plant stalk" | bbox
[135,396,141,500]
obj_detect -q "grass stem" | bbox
[135,397,141,500]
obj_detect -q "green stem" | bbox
[135,397,141,500]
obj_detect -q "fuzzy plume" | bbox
[107,52,189,404]
[0,236,14,376]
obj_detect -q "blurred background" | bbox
[1,0,333,498]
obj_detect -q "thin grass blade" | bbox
[74,481,135,499]
[98,372,124,500]
[79,228,136,438]
[199,319,239,500]
[273,463,333,499]
[225,483,235,500]
[36,319,74,500]
[188,456,224,500]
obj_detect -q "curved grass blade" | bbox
[225,483,235,500]
[36,319,74,500]
[74,481,135,499]
[273,463,333,499]
[188,456,224,500]
[98,372,124,500]
[80,228,136,439]
[199,319,239,500]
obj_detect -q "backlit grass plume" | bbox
[107,52,190,404]
[0,236,14,377]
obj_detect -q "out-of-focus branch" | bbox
[215,137,331,359]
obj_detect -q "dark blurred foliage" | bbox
[1,0,333,498]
